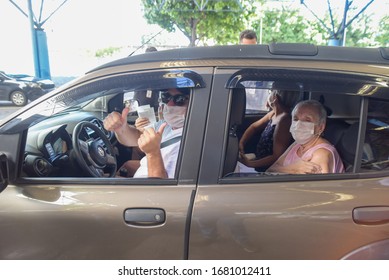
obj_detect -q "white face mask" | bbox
[290,120,315,144]
[162,105,187,129]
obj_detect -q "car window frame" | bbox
[11,68,213,185]
[208,67,389,185]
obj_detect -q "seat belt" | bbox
[160,136,182,149]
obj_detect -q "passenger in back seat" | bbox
[267,100,345,174]
[236,89,293,172]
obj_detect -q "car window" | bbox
[222,69,389,180]
[19,70,199,180]
[245,88,269,112]
[241,81,271,113]
[363,98,389,172]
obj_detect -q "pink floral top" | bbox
[283,142,345,173]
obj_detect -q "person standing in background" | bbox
[239,29,257,45]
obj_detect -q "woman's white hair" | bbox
[292,100,327,125]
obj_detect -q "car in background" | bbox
[0,71,50,106]
[7,73,55,91]
[0,44,389,260]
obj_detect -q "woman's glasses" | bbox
[160,91,189,106]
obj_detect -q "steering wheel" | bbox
[72,121,117,177]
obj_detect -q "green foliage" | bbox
[376,16,389,47]
[252,8,321,44]
[140,0,385,47]
[141,0,258,46]
[254,6,381,47]
[95,47,122,58]
[306,11,377,47]
[344,13,375,47]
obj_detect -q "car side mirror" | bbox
[0,153,9,193]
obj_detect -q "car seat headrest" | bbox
[338,122,359,165]
[323,119,350,147]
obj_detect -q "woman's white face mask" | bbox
[290,120,315,144]
[162,105,187,129]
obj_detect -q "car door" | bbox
[0,75,9,100]
[189,66,389,259]
[0,67,213,259]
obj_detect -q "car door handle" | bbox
[353,206,389,225]
[124,208,165,226]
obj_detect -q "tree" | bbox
[300,0,375,46]
[251,7,324,44]
[141,0,383,47]
[141,0,258,46]
[343,12,375,47]
[303,10,378,47]
[95,47,122,58]
[251,5,378,47]
[376,15,389,47]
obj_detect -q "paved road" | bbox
[0,102,21,120]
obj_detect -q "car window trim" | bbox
[353,97,369,173]
[217,69,389,183]
[225,68,389,99]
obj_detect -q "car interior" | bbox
[20,87,186,178]
[15,67,389,180]
[10,69,208,179]
[223,68,389,177]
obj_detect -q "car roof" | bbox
[90,43,389,74]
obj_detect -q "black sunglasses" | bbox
[160,91,189,106]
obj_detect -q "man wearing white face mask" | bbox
[267,100,344,174]
[103,88,189,178]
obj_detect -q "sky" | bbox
[0,0,188,76]
[0,0,387,77]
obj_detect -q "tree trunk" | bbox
[189,18,200,47]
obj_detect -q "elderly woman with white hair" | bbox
[267,99,345,174]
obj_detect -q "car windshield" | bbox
[0,88,110,134]
[0,69,204,134]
